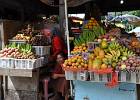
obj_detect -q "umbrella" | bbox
[110,14,140,23]
[129,27,140,37]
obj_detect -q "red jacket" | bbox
[52,36,67,59]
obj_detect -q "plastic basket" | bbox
[0,58,14,69]
[15,59,28,69]
[118,70,137,83]
[89,72,112,82]
[33,46,51,56]
[65,71,77,80]
[76,71,88,81]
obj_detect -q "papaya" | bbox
[98,50,105,59]
[92,58,102,69]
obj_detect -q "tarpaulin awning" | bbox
[40,0,92,7]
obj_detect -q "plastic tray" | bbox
[15,59,28,69]
[32,46,51,56]
[89,72,112,82]
[65,71,77,80]
[14,58,44,69]
[0,58,15,69]
[8,39,27,44]
[118,71,139,84]
[76,71,89,81]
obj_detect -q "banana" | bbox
[110,50,117,56]
[116,50,121,57]
[105,53,113,59]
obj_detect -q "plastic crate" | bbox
[76,71,88,81]
[89,72,112,82]
[118,71,138,83]
[15,58,44,69]
[0,58,14,69]
[33,46,51,56]
[65,71,77,80]
[15,59,28,69]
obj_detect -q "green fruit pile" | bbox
[74,26,106,46]
[0,43,36,59]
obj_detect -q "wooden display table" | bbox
[0,68,40,100]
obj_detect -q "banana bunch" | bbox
[74,26,106,46]
[120,46,135,58]
[108,41,121,51]
[74,30,95,46]
[104,50,120,63]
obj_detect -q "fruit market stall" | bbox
[0,22,51,100]
[62,18,140,100]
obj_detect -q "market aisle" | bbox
[74,81,136,100]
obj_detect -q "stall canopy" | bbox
[40,0,140,13]
[40,0,92,7]
[1,0,140,20]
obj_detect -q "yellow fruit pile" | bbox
[63,55,88,70]
[13,34,31,41]
[71,44,88,54]
[88,47,108,70]
[84,18,99,29]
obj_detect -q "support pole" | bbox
[64,0,70,57]
[64,0,73,98]
[59,0,65,34]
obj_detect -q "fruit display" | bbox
[83,18,99,29]
[63,55,88,71]
[95,28,121,42]
[117,56,140,70]
[0,43,36,59]
[12,34,31,41]
[71,43,88,55]
[88,47,109,70]
[74,26,106,46]
[71,40,135,71]
[63,20,140,84]
[102,41,135,67]
[129,37,140,55]
[29,35,49,46]
[117,36,140,56]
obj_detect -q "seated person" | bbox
[49,52,69,100]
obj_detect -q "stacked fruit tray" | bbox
[0,43,44,69]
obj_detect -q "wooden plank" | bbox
[7,72,38,91]
[8,69,33,77]
[0,68,9,76]
[0,68,37,77]
[5,90,38,100]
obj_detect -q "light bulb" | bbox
[120,0,124,4]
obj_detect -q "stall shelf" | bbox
[1,68,41,100]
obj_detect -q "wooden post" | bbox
[59,0,65,34]
[85,2,91,20]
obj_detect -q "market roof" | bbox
[1,0,140,20]
[39,0,140,12]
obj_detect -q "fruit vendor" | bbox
[49,52,69,100]
[50,27,67,61]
